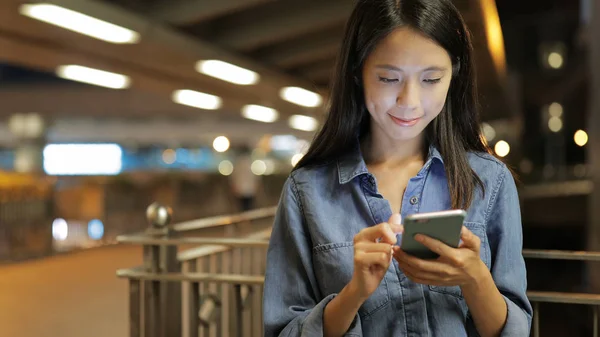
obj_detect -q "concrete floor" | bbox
[0,221,271,337]
[0,244,142,337]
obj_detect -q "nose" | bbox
[396,80,419,110]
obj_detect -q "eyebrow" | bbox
[375,64,448,72]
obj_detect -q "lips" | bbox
[389,114,422,127]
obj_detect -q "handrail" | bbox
[177,228,272,262]
[527,291,600,305]
[117,235,270,248]
[523,249,600,261]
[170,206,277,232]
[116,269,265,285]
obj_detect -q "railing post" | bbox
[144,202,181,337]
[594,305,598,337]
[533,302,539,337]
[234,284,244,337]
[130,279,141,337]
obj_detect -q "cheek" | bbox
[364,85,397,115]
[423,85,450,117]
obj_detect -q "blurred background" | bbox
[0,0,598,336]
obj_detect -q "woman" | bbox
[263,0,532,336]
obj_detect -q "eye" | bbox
[378,76,398,83]
[423,78,442,84]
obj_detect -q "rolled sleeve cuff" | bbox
[499,296,532,337]
[300,294,362,337]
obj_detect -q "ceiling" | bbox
[0,0,510,146]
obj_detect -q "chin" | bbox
[386,125,426,142]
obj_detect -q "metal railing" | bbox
[116,203,275,337]
[117,204,600,337]
[523,249,600,337]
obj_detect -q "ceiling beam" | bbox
[0,0,327,124]
[22,0,328,107]
[0,85,202,118]
[261,29,343,69]
[150,0,275,25]
[0,85,314,146]
[298,60,336,84]
[214,0,354,51]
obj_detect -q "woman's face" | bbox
[362,27,453,142]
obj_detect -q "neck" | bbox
[361,127,425,168]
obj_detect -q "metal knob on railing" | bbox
[198,294,221,327]
[146,202,173,228]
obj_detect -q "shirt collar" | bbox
[337,141,444,185]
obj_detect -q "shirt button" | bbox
[409,196,419,205]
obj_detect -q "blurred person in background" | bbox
[263,0,532,336]
[230,145,258,212]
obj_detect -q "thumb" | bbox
[459,226,478,248]
[388,213,403,233]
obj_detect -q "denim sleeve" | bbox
[263,176,362,337]
[484,166,534,336]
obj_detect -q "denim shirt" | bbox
[263,146,533,337]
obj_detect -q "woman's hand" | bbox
[393,226,487,288]
[350,214,403,301]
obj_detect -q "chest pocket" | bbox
[428,222,491,298]
[312,242,392,318]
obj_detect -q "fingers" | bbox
[394,247,457,285]
[458,226,481,249]
[355,242,395,254]
[356,222,400,244]
[393,247,437,271]
[400,265,448,286]
[355,250,393,269]
[413,233,455,257]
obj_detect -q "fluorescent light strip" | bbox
[280,87,322,108]
[56,65,130,89]
[242,104,278,123]
[289,114,318,132]
[19,4,140,44]
[196,60,259,85]
[172,90,222,110]
[43,143,123,175]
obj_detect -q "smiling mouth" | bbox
[389,114,422,126]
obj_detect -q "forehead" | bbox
[367,27,452,68]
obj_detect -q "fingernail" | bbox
[414,234,423,242]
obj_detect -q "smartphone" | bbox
[400,209,466,259]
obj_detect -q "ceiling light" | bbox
[548,116,563,133]
[242,105,278,123]
[548,52,564,69]
[218,160,234,176]
[494,140,510,158]
[289,115,318,132]
[251,160,267,175]
[56,65,130,89]
[291,153,303,167]
[196,60,259,85]
[172,90,222,110]
[213,136,230,153]
[574,130,588,147]
[19,4,139,44]
[280,87,322,108]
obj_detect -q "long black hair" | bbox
[295,0,490,209]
